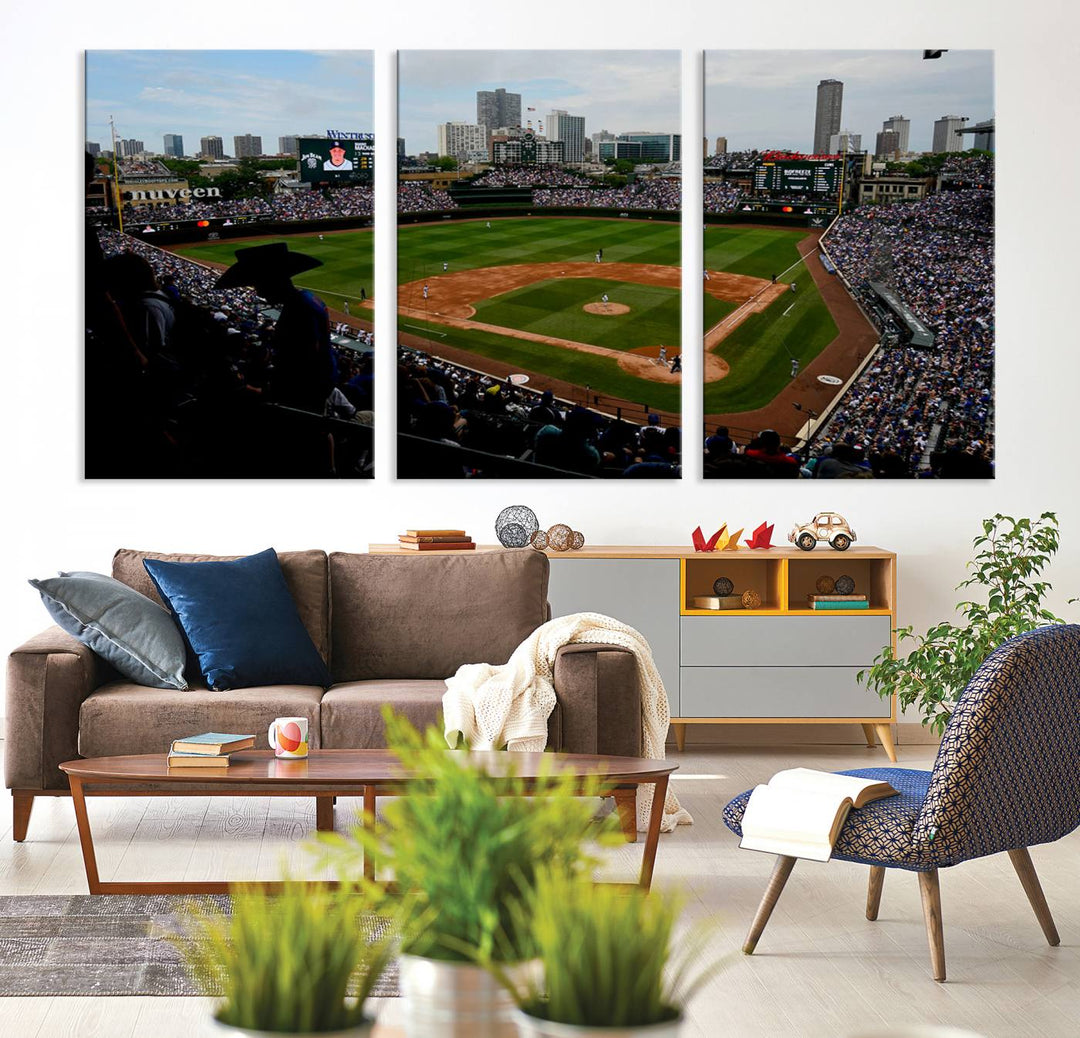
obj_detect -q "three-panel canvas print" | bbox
[85,49,993,480]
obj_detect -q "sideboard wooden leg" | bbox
[672,723,687,752]
[860,723,877,748]
[874,723,898,762]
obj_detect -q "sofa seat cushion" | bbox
[321,680,562,750]
[78,681,323,758]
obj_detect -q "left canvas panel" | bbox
[85,50,375,478]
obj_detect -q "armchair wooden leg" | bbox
[866,865,885,920]
[1008,847,1060,946]
[743,855,797,955]
[12,792,34,842]
[860,724,877,748]
[612,788,638,844]
[917,869,946,982]
[874,723,898,762]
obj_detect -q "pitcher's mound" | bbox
[583,302,630,316]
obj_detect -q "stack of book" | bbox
[397,529,475,551]
[167,732,255,768]
[807,594,870,611]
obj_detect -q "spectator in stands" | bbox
[744,429,800,476]
[533,407,602,475]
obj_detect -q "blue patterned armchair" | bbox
[723,624,1080,981]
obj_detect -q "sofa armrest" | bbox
[5,627,109,791]
[552,643,641,758]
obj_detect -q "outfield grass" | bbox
[704,226,807,281]
[398,217,680,279]
[400,317,681,414]
[703,294,738,330]
[173,231,374,313]
[473,278,679,351]
[704,258,838,415]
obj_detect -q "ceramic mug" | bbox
[268,716,309,759]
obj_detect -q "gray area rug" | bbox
[0,895,399,997]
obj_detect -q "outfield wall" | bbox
[397,206,678,225]
[116,214,374,248]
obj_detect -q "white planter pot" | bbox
[398,953,519,1038]
[210,1015,374,1037]
[511,1008,684,1038]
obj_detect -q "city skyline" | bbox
[705,50,993,154]
[399,51,679,155]
[86,51,374,156]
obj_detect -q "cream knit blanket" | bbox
[442,612,692,833]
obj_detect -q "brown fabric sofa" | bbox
[6,548,642,840]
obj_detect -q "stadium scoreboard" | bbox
[754,159,841,195]
[299,136,374,184]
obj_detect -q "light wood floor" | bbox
[1,740,1077,1038]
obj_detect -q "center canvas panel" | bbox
[397,50,682,479]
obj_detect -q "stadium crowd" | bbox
[87,227,373,478]
[468,168,592,188]
[398,345,679,478]
[121,186,374,225]
[533,178,680,212]
[942,153,994,185]
[117,159,173,177]
[809,184,994,476]
[397,182,458,212]
[703,181,744,214]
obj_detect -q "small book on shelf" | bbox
[399,534,474,543]
[808,598,870,610]
[807,594,868,602]
[170,733,255,755]
[739,768,898,862]
[404,529,466,537]
[692,595,744,610]
[167,751,231,768]
[397,538,476,551]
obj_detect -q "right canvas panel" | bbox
[703,51,994,479]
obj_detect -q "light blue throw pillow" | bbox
[29,571,188,690]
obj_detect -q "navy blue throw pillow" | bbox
[142,548,331,691]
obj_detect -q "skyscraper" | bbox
[86,141,101,157]
[200,135,224,160]
[278,135,299,156]
[932,115,968,153]
[715,136,727,156]
[875,130,901,160]
[813,79,843,154]
[882,115,910,155]
[547,110,585,163]
[118,139,144,157]
[163,134,184,157]
[971,119,995,152]
[233,134,263,158]
[476,88,522,133]
[828,130,861,155]
[437,122,487,162]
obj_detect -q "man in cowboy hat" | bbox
[217,242,334,413]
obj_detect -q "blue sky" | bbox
[86,51,374,155]
[706,50,994,154]
[398,51,680,155]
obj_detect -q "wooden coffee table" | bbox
[59,749,676,895]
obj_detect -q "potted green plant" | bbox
[315,710,619,1038]
[860,513,1070,733]
[500,869,720,1037]
[175,880,393,1036]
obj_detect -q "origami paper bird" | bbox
[723,528,744,550]
[745,522,775,549]
[692,525,726,552]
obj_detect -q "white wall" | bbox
[3,3,1079,723]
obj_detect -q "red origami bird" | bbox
[744,522,775,549]
[692,525,727,552]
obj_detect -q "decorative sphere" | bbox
[741,589,761,609]
[547,524,573,551]
[713,576,734,597]
[815,575,836,594]
[835,574,856,595]
[495,506,539,548]
[530,530,549,551]
[570,530,585,550]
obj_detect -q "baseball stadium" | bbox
[702,148,995,478]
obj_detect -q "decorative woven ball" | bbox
[741,589,761,609]
[495,505,539,548]
[547,523,574,551]
[815,575,836,594]
[570,530,585,550]
[713,576,735,597]
[530,529,549,551]
[835,574,856,595]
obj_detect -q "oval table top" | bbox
[59,748,677,785]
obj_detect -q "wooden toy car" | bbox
[789,512,856,552]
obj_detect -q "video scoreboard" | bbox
[753,159,841,195]
[299,136,374,184]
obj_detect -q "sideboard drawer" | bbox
[679,666,891,719]
[680,615,892,668]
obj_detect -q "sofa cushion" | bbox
[79,681,323,758]
[321,680,561,750]
[112,548,330,664]
[328,550,549,681]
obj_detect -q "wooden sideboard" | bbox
[367,545,899,760]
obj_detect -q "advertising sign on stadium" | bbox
[121,186,222,201]
[299,136,374,184]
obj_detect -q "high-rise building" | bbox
[547,110,585,163]
[882,115,910,155]
[813,79,844,154]
[85,141,101,157]
[828,130,861,154]
[397,137,406,158]
[233,134,263,158]
[476,88,522,135]
[932,115,968,153]
[200,135,224,160]
[162,134,184,157]
[118,138,145,157]
[619,132,681,163]
[437,122,487,162]
[971,119,995,152]
[875,130,901,160]
[278,135,299,156]
[591,130,616,153]
[715,136,727,156]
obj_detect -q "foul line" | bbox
[705,255,807,339]
[782,300,797,316]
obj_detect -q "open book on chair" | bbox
[740,768,898,862]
